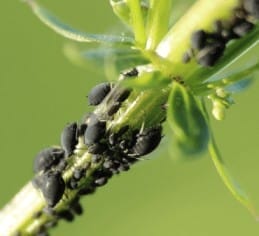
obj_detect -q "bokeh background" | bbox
[1,1,259,235]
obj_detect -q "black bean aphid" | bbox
[191,30,207,50]
[73,168,86,180]
[243,0,259,19]
[107,102,121,116]
[123,68,139,77]
[78,187,96,195]
[88,82,112,106]
[77,123,88,138]
[70,198,83,215]
[34,147,65,173]
[94,177,108,187]
[61,122,78,157]
[130,126,162,157]
[68,179,78,190]
[115,88,131,103]
[58,210,74,222]
[39,171,65,207]
[232,20,254,37]
[84,115,106,146]
[87,143,107,154]
[197,41,225,67]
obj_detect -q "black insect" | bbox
[61,122,78,157]
[88,82,112,106]
[232,20,254,37]
[77,123,88,137]
[115,88,131,103]
[84,114,106,146]
[78,186,96,196]
[44,220,58,229]
[196,41,225,67]
[87,143,107,154]
[94,177,108,187]
[243,0,259,19]
[182,51,191,63]
[107,102,122,116]
[33,147,65,173]
[122,68,139,77]
[191,30,207,50]
[70,198,83,215]
[38,171,65,207]
[58,210,74,222]
[130,126,163,157]
[73,167,87,180]
[67,179,78,190]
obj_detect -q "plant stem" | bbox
[126,0,147,46]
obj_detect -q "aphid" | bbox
[78,187,96,196]
[196,41,225,67]
[232,20,254,37]
[68,179,78,190]
[33,211,43,219]
[91,154,102,163]
[182,51,191,63]
[39,171,65,207]
[84,115,106,146]
[77,123,88,138]
[45,220,58,229]
[61,122,78,157]
[243,0,259,19]
[87,143,107,154]
[33,147,65,173]
[58,210,74,222]
[118,163,130,172]
[130,126,162,157]
[88,82,112,106]
[73,167,86,180]
[70,198,83,215]
[107,102,121,116]
[103,159,114,169]
[94,177,108,186]
[122,67,139,77]
[191,30,207,50]
[115,88,131,103]
[108,125,129,146]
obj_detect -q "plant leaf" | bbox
[24,0,134,45]
[209,134,258,218]
[63,44,149,78]
[167,83,209,155]
[110,0,148,28]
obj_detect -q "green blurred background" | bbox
[1,1,259,235]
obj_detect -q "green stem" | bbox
[145,0,171,50]
[126,0,146,47]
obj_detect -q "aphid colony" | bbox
[31,69,163,235]
[183,0,259,67]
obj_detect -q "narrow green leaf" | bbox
[167,83,209,154]
[145,0,171,50]
[63,44,149,77]
[24,0,134,45]
[126,0,146,46]
[209,135,258,218]
[110,0,148,28]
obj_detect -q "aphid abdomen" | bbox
[88,82,112,106]
[38,171,65,208]
[61,122,78,157]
